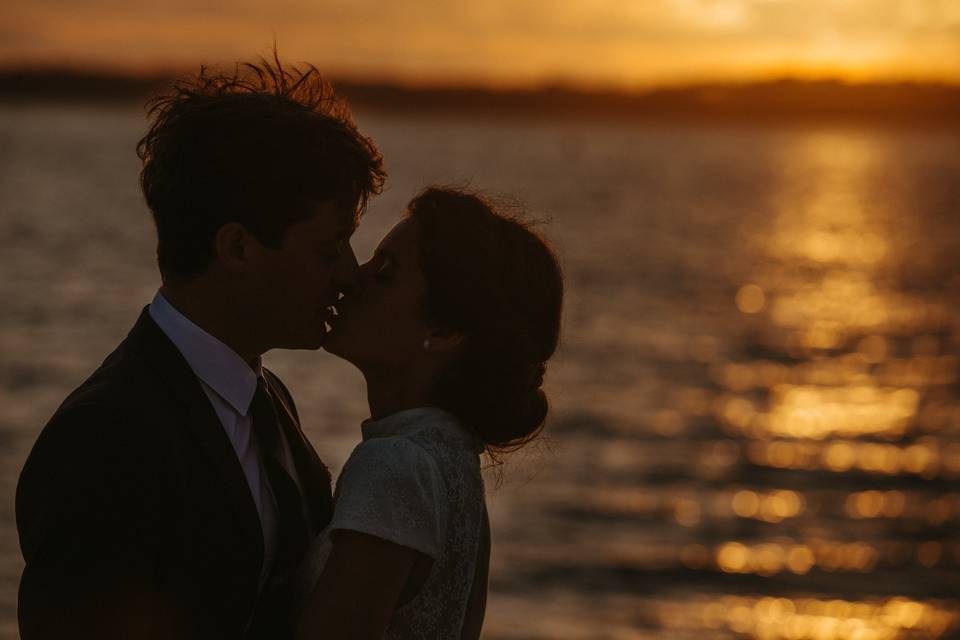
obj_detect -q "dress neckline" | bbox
[361,407,484,453]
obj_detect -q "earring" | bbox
[422,338,431,351]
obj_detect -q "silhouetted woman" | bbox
[295,187,564,639]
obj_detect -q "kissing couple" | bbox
[15,58,563,639]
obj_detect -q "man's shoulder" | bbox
[37,356,163,461]
[40,310,204,455]
[18,327,197,510]
[56,336,169,422]
[20,340,162,490]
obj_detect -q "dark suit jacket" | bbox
[16,308,334,639]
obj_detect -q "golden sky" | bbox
[1,0,959,87]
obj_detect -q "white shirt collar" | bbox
[149,290,260,416]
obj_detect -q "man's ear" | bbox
[214,223,256,273]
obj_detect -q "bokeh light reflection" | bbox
[655,130,960,639]
[656,595,958,640]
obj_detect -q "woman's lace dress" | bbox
[296,407,486,639]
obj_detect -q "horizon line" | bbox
[3,66,959,125]
[2,63,960,95]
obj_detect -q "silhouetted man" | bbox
[16,59,385,639]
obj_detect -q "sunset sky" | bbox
[1,0,959,87]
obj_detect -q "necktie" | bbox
[249,377,309,579]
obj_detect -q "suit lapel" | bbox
[262,370,334,534]
[124,308,265,566]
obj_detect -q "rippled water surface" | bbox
[1,103,958,639]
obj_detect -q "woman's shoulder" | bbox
[331,431,449,560]
[337,433,443,496]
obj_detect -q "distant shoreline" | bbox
[2,69,959,125]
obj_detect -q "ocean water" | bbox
[1,102,958,639]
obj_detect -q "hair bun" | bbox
[408,187,563,460]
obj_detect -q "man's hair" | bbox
[137,56,386,281]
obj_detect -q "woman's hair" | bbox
[137,55,386,282]
[406,187,564,461]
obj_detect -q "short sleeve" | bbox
[329,437,444,559]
